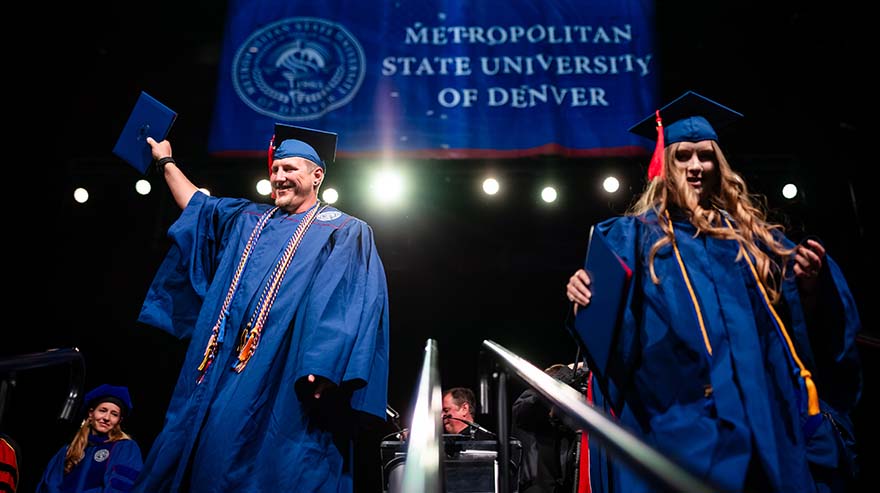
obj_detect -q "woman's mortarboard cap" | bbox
[629,91,743,146]
[84,384,133,417]
[629,91,743,180]
[268,124,338,170]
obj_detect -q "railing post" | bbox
[496,369,510,493]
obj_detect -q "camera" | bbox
[546,364,590,393]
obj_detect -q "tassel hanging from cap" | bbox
[647,110,665,181]
[268,135,277,199]
[267,135,275,175]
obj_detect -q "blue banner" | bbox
[208,0,658,159]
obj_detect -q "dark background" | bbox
[5,1,874,492]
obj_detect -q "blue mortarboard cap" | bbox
[84,384,133,416]
[629,91,743,145]
[270,124,338,169]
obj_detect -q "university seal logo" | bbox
[317,210,342,222]
[232,17,366,121]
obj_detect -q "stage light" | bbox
[322,188,339,204]
[73,188,89,204]
[482,178,500,195]
[135,179,152,195]
[782,183,798,200]
[602,176,620,193]
[541,186,557,203]
[369,168,406,205]
[256,179,272,196]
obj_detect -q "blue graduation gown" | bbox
[134,193,390,493]
[37,435,143,493]
[584,212,861,493]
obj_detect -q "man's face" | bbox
[441,393,470,434]
[271,157,322,213]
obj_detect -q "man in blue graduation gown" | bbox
[566,92,861,493]
[134,124,390,492]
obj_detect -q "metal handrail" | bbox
[0,347,86,424]
[483,339,720,493]
[401,339,444,493]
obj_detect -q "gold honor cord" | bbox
[664,210,819,416]
[665,212,713,356]
[197,206,280,383]
[233,203,325,372]
[721,216,820,416]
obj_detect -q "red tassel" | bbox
[647,110,664,181]
[268,135,276,199]
[267,135,275,174]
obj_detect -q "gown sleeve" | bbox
[138,193,250,339]
[294,218,390,420]
[776,235,862,477]
[586,216,645,411]
[101,439,143,493]
[812,254,863,412]
[779,238,862,413]
[35,446,67,493]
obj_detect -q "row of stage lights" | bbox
[70,171,802,205]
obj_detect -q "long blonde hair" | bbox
[629,141,795,303]
[63,413,131,473]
